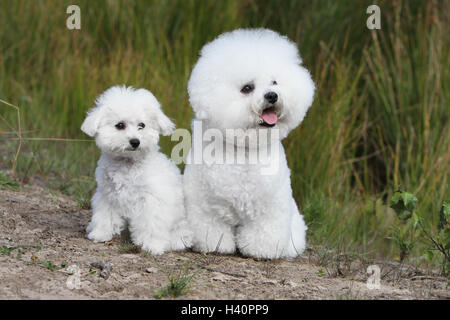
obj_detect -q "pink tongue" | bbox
[260,109,278,125]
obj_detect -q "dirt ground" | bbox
[0,183,448,300]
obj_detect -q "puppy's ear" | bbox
[81,107,102,137]
[136,88,175,136]
[154,108,175,136]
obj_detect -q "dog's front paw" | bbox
[87,229,113,243]
[141,240,167,255]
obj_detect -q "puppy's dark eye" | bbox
[240,83,255,94]
[138,123,145,129]
[272,80,277,85]
[115,122,126,130]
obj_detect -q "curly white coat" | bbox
[184,29,315,259]
[81,86,191,254]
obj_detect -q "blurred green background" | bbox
[0,0,448,261]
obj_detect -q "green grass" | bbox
[0,0,448,264]
[40,260,59,271]
[2,244,67,271]
[154,265,201,299]
[0,245,18,256]
[0,245,41,257]
[118,229,142,254]
[0,171,19,190]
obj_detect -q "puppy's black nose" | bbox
[264,91,278,104]
[129,138,140,149]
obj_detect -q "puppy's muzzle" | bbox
[129,138,140,149]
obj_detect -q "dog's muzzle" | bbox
[258,91,279,127]
[129,138,140,149]
[258,106,278,127]
[264,91,278,104]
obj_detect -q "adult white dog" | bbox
[81,86,190,254]
[184,29,315,259]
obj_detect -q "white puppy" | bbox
[184,29,315,259]
[81,85,190,254]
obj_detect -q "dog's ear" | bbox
[154,108,175,136]
[81,106,102,137]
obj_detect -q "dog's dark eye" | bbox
[115,122,126,130]
[272,80,277,85]
[240,83,255,94]
[138,123,145,129]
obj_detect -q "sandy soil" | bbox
[0,184,448,300]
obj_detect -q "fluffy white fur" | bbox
[184,29,315,259]
[81,85,191,255]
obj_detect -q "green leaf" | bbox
[442,201,450,217]
[424,251,433,262]
[389,190,418,221]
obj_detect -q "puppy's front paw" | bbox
[87,229,113,243]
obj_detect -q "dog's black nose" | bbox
[264,91,278,104]
[129,138,140,149]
